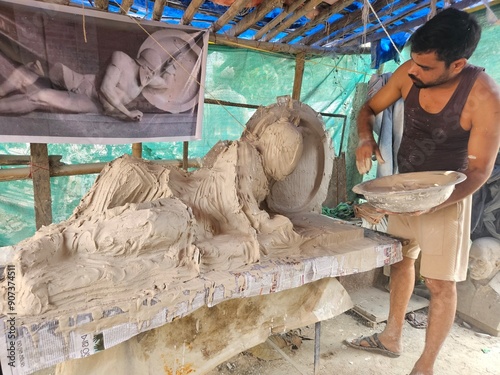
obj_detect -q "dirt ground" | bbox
[207,309,500,375]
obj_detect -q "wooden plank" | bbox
[30,143,53,229]
[350,286,429,326]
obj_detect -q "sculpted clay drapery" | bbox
[1,97,335,319]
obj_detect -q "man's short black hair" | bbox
[409,8,481,66]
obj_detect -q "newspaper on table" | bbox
[0,229,401,375]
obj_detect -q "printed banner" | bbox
[0,0,208,144]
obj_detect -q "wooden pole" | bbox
[30,144,53,229]
[292,52,305,101]
[182,141,189,171]
[132,143,142,158]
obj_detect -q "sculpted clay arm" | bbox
[355,62,409,174]
[435,73,500,210]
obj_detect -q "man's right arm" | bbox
[355,61,410,174]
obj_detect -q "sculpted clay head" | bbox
[468,237,500,281]
[256,117,303,181]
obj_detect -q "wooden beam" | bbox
[279,0,356,44]
[340,0,481,48]
[180,0,205,25]
[226,0,283,37]
[39,0,69,4]
[132,143,142,158]
[299,0,390,45]
[119,0,134,14]
[330,0,430,48]
[212,0,252,33]
[262,0,324,42]
[30,144,52,229]
[182,141,189,171]
[153,0,166,21]
[94,0,109,11]
[292,52,305,101]
[209,31,343,56]
[254,0,307,41]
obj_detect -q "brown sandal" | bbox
[344,333,401,358]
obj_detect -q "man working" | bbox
[347,8,500,375]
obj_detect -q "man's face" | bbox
[407,52,455,89]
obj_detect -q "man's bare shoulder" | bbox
[390,61,413,98]
[471,70,500,102]
[466,70,500,139]
[365,61,412,112]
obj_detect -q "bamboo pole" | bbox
[0,154,62,166]
[211,0,250,33]
[153,0,167,21]
[208,33,339,57]
[253,0,306,41]
[95,0,109,11]
[0,159,201,182]
[180,0,205,25]
[262,0,324,43]
[226,0,283,37]
[119,0,134,14]
[280,0,357,44]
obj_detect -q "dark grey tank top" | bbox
[397,65,484,173]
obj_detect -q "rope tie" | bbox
[29,162,50,179]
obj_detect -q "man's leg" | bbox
[0,63,42,97]
[350,255,415,354]
[375,256,416,353]
[410,278,456,375]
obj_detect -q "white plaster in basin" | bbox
[352,171,466,213]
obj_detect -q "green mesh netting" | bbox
[0,6,498,246]
[0,46,371,246]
